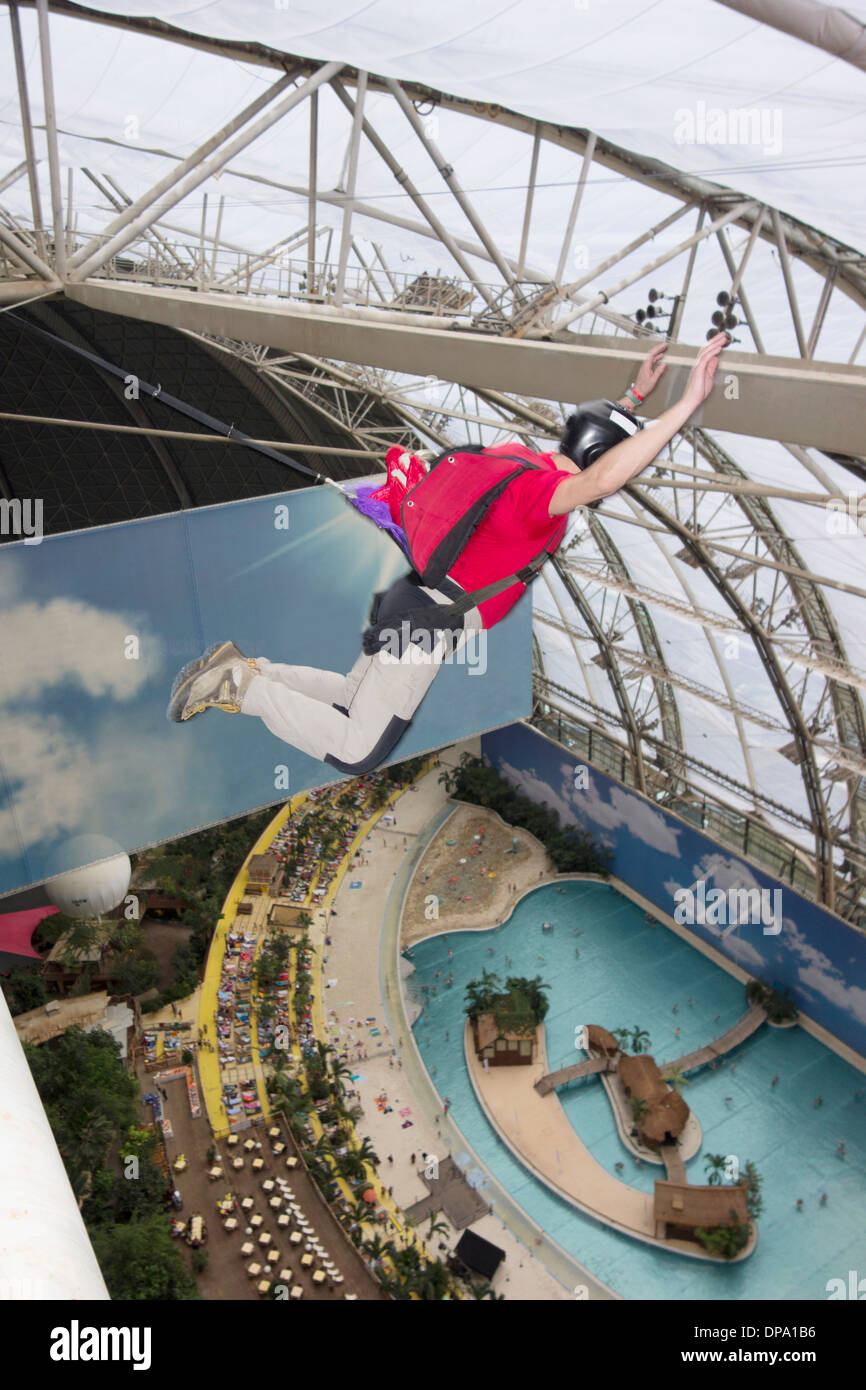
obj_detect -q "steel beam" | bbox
[64,280,866,455]
[307,87,318,294]
[8,4,45,260]
[334,70,367,307]
[330,77,501,312]
[0,220,57,280]
[384,77,516,289]
[34,0,65,277]
[516,122,542,281]
[552,200,756,333]
[554,133,597,286]
[71,63,344,281]
[771,207,809,357]
[68,67,300,270]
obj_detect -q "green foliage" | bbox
[26,1028,201,1300]
[463,968,502,1021]
[25,1028,138,1198]
[746,976,798,1023]
[703,1153,729,1186]
[693,1222,750,1259]
[439,752,611,875]
[32,912,76,951]
[1,970,47,1016]
[89,1216,200,1299]
[255,931,291,990]
[143,806,274,969]
[660,1067,689,1092]
[742,1160,763,1220]
[465,972,549,1038]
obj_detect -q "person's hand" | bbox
[633,340,669,399]
[682,331,729,410]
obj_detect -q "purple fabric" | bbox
[346,483,410,556]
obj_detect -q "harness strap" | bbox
[361,547,555,655]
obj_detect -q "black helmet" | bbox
[560,398,643,471]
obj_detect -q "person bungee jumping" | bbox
[167,333,728,772]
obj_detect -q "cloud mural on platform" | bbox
[0,486,531,896]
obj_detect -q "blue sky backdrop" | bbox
[0,485,531,894]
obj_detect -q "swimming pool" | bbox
[407,880,866,1300]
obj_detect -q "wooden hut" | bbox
[618,1054,689,1150]
[472,1014,536,1067]
[586,1024,620,1058]
[654,1180,749,1242]
[246,854,283,896]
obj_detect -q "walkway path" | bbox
[667,1006,767,1075]
[536,1006,767,1096]
[323,756,581,1299]
[468,1026,658,1241]
[536,1057,611,1095]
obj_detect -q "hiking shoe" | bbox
[167,641,259,722]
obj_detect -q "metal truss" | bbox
[2,4,866,917]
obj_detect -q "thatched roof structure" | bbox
[586,1024,619,1057]
[640,1090,690,1144]
[475,1013,532,1050]
[654,1181,748,1230]
[619,1053,689,1145]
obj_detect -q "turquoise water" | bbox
[407,881,866,1300]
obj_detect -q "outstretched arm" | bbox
[615,339,669,412]
[549,333,729,516]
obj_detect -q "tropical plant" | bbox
[661,1067,690,1093]
[425,1210,449,1243]
[742,1160,763,1219]
[630,1027,651,1055]
[629,1097,649,1125]
[694,1221,750,1259]
[463,968,502,1021]
[703,1153,730,1186]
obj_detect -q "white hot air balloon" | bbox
[44,834,132,919]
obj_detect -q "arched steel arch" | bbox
[631,486,836,906]
[687,425,866,858]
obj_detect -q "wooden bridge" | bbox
[663,1005,767,1077]
[534,1055,612,1096]
[534,1007,767,1097]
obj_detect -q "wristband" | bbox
[627,383,645,404]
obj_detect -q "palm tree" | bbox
[360,1233,394,1266]
[415,1260,456,1300]
[630,1026,651,1055]
[330,1057,353,1096]
[425,1210,449,1243]
[661,1067,690,1093]
[629,1097,649,1125]
[468,1280,505,1300]
[464,968,501,1020]
[704,1153,729,1186]
[354,1136,378,1166]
